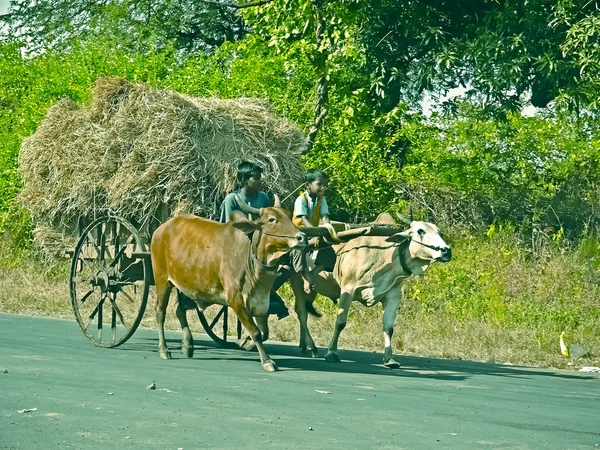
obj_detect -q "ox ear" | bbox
[385,230,412,244]
[232,219,259,234]
[229,210,248,223]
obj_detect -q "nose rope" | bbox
[261,231,305,239]
[411,239,445,252]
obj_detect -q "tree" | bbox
[243,0,600,116]
[0,0,247,54]
[356,0,600,113]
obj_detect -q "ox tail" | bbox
[305,299,322,318]
[304,294,338,318]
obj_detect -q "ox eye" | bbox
[417,229,425,237]
[268,216,277,223]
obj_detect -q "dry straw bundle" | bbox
[19,77,306,253]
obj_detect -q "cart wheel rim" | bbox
[195,303,240,349]
[70,216,149,348]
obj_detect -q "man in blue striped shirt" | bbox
[219,161,290,320]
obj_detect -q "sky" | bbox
[0,0,8,15]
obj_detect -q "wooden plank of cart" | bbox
[67,210,405,349]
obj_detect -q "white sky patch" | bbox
[0,0,9,37]
[521,104,537,117]
[421,85,537,118]
[420,86,467,117]
[0,0,9,15]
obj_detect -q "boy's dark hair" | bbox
[236,161,263,187]
[304,169,328,184]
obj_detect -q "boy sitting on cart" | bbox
[292,169,337,296]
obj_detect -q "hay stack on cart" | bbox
[17,77,406,351]
[19,77,306,255]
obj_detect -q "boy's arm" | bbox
[321,197,331,224]
[220,194,237,223]
[294,195,314,227]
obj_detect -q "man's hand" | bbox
[301,216,314,228]
[308,237,321,248]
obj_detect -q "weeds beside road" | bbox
[1,229,599,370]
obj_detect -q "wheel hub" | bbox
[91,270,110,293]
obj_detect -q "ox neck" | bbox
[249,231,279,272]
[399,242,431,276]
[398,242,414,276]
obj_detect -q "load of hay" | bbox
[19,77,306,253]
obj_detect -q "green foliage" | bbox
[3,32,600,241]
[398,104,600,235]
[404,228,600,336]
[1,0,245,54]
[243,0,600,114]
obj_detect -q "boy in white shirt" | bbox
[293,169,337,293]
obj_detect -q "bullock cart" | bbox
[67,213,404,349]
[17,76,406,352]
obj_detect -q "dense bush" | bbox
[3,35,600,241]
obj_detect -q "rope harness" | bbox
[247,229,288,272]
[336,237,444,276]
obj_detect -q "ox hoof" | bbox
[182,345,194,358]
[324,351,341,363]
[159,350,172,360]
[238,337,257,352]
[261,360,279,372]
[301,347,320,358]
[384,358,400,369]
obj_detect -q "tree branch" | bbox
[195,0,274,9]
[304,0,329,154]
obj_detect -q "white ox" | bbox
[297,213,452,368]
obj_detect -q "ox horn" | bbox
[273,194,281,208]
[235,195,261,216]
[395,212,412,226]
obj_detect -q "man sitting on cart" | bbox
[219,160,290,320]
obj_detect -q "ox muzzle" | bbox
[436,246,452,262]
[262,230,307,249]
[295,232,308,248]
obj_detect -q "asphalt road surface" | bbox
[1,313,598,449]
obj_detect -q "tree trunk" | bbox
[305,0,329,153]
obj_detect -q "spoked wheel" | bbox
[196,305,242,349]
[70,216,150,348]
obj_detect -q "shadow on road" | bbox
[116,333,597,382]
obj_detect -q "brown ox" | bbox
[297,214,451,368]
[150,204,306,372]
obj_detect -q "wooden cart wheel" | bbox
[70,216,150,348]
[196,305,242,349]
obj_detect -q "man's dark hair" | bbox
[304,169,329,184]
[236,161,263,187]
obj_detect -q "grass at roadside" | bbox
[1,230,599,370]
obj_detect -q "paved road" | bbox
[0,313,598,449]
